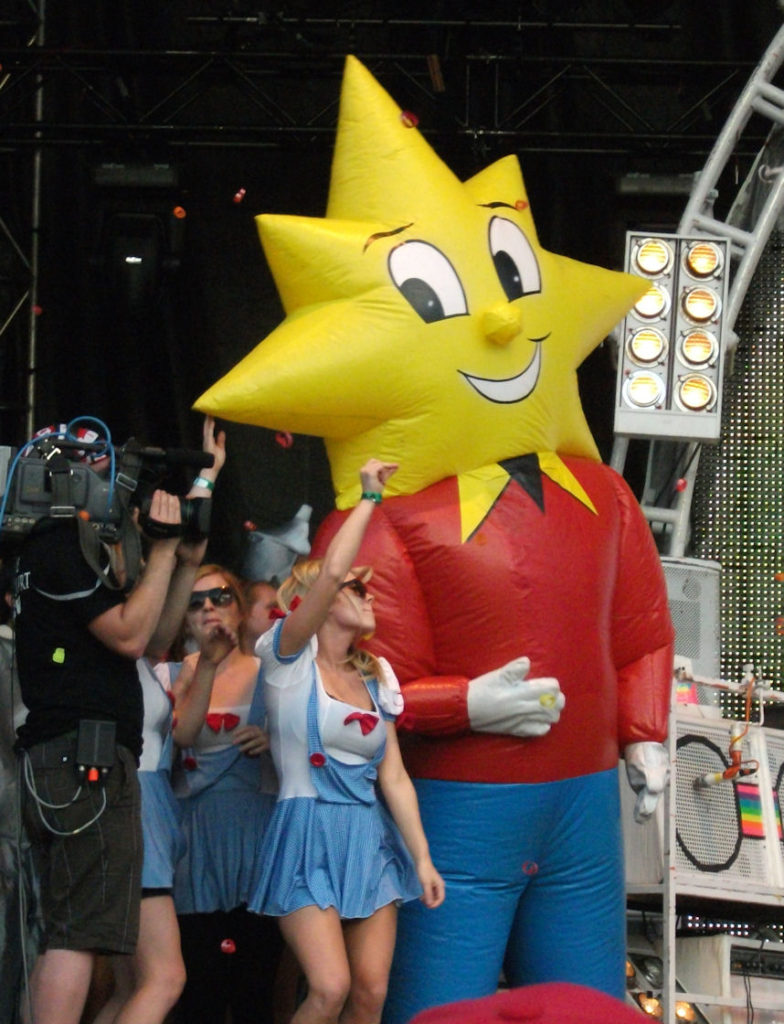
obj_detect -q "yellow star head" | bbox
[195,56,646,508]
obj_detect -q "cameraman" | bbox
[13,436,216,1024]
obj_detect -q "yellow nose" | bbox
[482,302,522,346]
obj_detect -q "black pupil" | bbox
[493,250,523,301]
[400,278,446,323]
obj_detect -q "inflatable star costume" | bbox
[196,56,673,1022]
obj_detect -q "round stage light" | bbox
[623,371,665,408]
[679,329,718,368]
[626,960,637,987]
[681,286,719,323]
[684,241,723,279]
[634,238,674,277]
[675,1001,698,1022]
[638,956,664,987]
[636,993,663,1018]
[677,374,716,412]
[633,284,670,321]
[627,328,667,365]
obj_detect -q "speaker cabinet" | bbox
[761,728,784,883]
[623,715,784,894]
[661,556,721,682]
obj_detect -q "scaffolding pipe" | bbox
[26,0,44,437]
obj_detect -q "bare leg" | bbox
[274,942,305,1024]
[90,956,134,1024]
[278,906,350,1024]
[23,948,95,1024]
[114,896,185,1024]
[339,905,397,1024]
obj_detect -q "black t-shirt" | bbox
[14,521,143,757]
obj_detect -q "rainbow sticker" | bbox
[736,783,765,838]
[676,679,699,705]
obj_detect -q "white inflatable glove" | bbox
[467,657,564,738]
[624,741,670,824]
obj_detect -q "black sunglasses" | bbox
[339,578,369,600]
[188,586,236,611]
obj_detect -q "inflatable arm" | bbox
[313,501,564,741]
[610,471,674,748]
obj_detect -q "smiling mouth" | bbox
[459,337,546,404]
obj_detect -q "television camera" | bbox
[0,433,213,546]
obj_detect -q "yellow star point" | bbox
[195,56,647,509]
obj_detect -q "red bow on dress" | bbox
[205,712,241,733]
[268,595,301,620]
[343,711,379,735]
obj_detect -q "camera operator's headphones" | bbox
[28,423,143,591]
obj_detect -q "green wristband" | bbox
[361,491,383,504]
[192,475,215,492]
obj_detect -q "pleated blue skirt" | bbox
[248,796,422,919]
[139,769,185,890]
[175,786,277,913]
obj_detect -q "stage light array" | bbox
[614,233,730,442]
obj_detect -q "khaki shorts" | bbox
[22,732,142,955]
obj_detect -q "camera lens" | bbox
[180,497,212,541]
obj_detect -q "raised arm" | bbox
[276,459,397,658]
[172,623,237,747]
[89,490,182,659]
[146,416,227,659]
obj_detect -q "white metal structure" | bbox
[622,674,784,1024]
[611,23,784,557]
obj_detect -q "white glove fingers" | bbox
[498,657,531,684]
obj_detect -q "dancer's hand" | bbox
[359,458,398,495]
[234,724,270,757]
[201,623,237,665]
[417,859,446,909]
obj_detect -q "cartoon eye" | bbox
[388,240,468,323]
[489,217,541,302]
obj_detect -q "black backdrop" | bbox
[20,0,784,572]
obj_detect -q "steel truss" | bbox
[0,0,41,443]
[0,5,771,156]
[0,4,775,441]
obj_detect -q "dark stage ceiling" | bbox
[2,0,784,567]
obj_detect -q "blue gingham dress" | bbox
[247,621,422,919]
[136,658,186,890]
[173,662,278,913]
